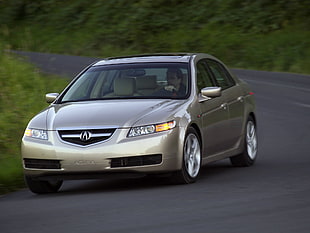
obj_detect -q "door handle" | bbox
[237,96,244,102]
[220,103,227,110]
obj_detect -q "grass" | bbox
[0,47,68,194]
[3,22,309,75]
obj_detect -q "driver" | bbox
[157,68,186,97]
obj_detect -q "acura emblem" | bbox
[80,131,92,141]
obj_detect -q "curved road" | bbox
[1,51,310,233]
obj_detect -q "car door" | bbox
[206,60,245,149]
[196,60,231,156]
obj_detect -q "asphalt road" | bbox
[1,52,310,233]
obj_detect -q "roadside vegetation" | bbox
[0,47,68,193]
[0,0,309,193]
[1,0,309,74]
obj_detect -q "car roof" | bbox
[92,53,215,66]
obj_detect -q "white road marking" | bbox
[242,79,310,92]
[294,102,310,108]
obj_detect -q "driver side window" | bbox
[197,61,214,91]
[207,60,235,90]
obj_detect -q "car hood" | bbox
[31,99,187,130]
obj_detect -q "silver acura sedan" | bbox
[22,53,257,194]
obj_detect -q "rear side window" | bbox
[207,60,235,90]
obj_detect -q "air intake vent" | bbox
[111,154,162,168]
[58,128,116,146]
[24,159,61,169]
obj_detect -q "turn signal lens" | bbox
[24,129,32,137]
[155,121,176,132]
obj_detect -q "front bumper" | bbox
[22,127,184,179]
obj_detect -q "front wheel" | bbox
[25,176,63,194]
[171,127,202,184]
[230,116,258,166]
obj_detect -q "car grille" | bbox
[58,128,116,146]
[111,154,162,168]
[24,158,61,169]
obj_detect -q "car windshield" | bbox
[60,63,190,103]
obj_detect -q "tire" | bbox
[171,127,202,184]
[230,116,258,167]
[25,176,63,194]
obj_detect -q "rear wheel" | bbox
[25,176,63,194]
[230,116,258,166]
[171,127,202,184]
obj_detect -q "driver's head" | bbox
[166,68,183,87]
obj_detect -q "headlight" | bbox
[128,121,176,137]
[24,128,48,140]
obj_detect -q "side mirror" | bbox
[46,93,59,103]
[201,87,222,98]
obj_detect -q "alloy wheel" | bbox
[246,121,257,160]
[184,133,201,178]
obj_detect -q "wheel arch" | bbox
[188,123,202,147]
[248,112,257,126]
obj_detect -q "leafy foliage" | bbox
[0,0,309,73]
